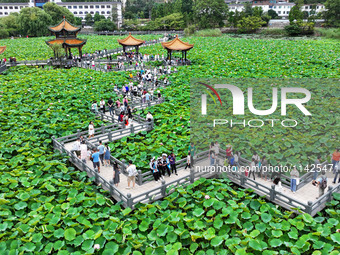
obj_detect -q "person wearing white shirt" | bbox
[126,160,137,189]
[80,142,87,163]
[72,138,81,157]
[146,112,153,122]
[100,99,105,114]
[184,154,191,170]
[88,121,95,138]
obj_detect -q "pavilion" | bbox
[46,17,87,58]
[117,33,145,55]
[0,46,6,55]
[161,35,194,63]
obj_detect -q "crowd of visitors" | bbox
[149,153,178,183]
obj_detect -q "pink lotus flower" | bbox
[160,143,163,145]
[273,135,276,137]
[180,117,182,119]
[282,138,284,141]
[182,126,184,128]
[93,244,100,250]
[47,108,50,111]
[205,195,210,199]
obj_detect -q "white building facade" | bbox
[0,0,122,27]
[227,1,325,19]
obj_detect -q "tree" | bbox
[94,13,105,22]
[111,5,118,24]
[0,13,19,36]
[237,16,266,33]
[17,7,52,37]
[324,0,340,27]
[94,18,116,31]
[268,9,279,19]
[194,0,228,29]
[43,2,75,24]
[244,2,253,17]
[75,17,82,26]
[253,6,263,17]
[289,0,304,24]
[85,13,93,25]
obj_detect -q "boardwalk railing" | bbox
[52,138,130,207]
[216,153,339,216]
[237,154,329,191]
[0,63,6,74]
[79,30,184,36]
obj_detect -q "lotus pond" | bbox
[0,36,339,254]
[0,34,161,61]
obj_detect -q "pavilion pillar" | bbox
[68,48,72,58]
[123,46,126,53]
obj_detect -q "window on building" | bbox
[0,12,2,15]
[15,6,18,9]
[273,6,276,9]
[20,6,23,9]
[90,5,94,9]
[278,11,281,14]
[74,12,77,14]
[95,5,99,8]
[0,6,2,9]
[9,6,13,9]
[90,11,94,14]
[107,5,110,8]
[68,6,71,9]
[279,6,281,8]
[85,11,88,14]
[5,12,8,15]
[287,11,289,14]
[79,11,83,14]
[4,7,8,9]
[101,11,105,14]
[107,11,110,14]
[101,5,105,8]
[79,6,83,9]
[73,6,77,9]
[95,11,99,14]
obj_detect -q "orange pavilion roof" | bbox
[161,35,194,51]
[46,38,87,47]
[117,33,145,46]
[0,46,6,54]
[48,18,81,33]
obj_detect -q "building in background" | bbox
[226,0,325,19]
[0,0,123,28]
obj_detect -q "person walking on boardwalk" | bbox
[113,162,120,187]
[124,114,129,127]
[331,149,340,173]
[162,154,171,177]
[150,157,160,182]
[188,142,196,166]
[91,101,98,113]
[313,170,328,199]
[210,150,216,166]
[185,153,191,170]
[71,138,81,158]
[88,121,95,138]
[157,157,165,180]
[104,144,111,167]
[126,160,137,189]
[146,111,153,122]
[127,106,133,119]
[91,148,100,173]
[100,98,105,114]
[313,155,322,180]
[98,141,105,166]
[107,97,114,116]
[226,145,233,161]
[80,141,87,163]
[260,155,268,180]
[290,166,299,194]
[249,158,256,180]
[116,98,121,109]
[123,97,128,111]
[169,153,177,175]
[252,152,260,176]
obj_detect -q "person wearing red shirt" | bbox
[332,149,340,172]
[226,145,233,161]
